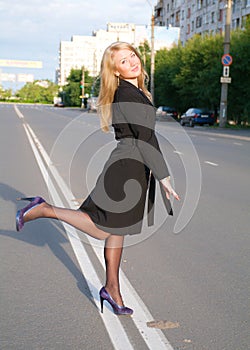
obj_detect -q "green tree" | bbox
[154,45,183,111]
[63,68,95,107]
[0,86,12,100]
[174,34,223,111]
[228,19,250,124]
[138,40,151,84]
[16,80,58,103]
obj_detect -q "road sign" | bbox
[220,77,232,83]
[221,54,233,66]
[223,66,230,77]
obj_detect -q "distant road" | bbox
[1,103,249,350]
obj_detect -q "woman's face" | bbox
[113,49,141,82]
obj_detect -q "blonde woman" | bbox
[16,42,180,316]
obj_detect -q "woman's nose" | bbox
[130,56,136,65]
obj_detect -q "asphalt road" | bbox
[1,103,249,350]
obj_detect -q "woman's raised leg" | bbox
[20,200,110,240]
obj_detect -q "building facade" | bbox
[58,23,138,86]
[57,22,179,86]
[154,0,250,45]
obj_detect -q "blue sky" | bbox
[0,0,177,89]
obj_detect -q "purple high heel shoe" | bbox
[99,287,133,316]
[16,197,45,232]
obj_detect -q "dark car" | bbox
[180,108,215,127]
[156,106,178,121]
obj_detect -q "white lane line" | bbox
[173,150,183,155]
[233,142,242,146]
[209,137,216,141]
[16,106,174,350]
[204,161,218,167]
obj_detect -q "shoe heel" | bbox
[100,296,104,313]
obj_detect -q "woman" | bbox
[16,42,180,316]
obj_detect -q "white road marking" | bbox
[233,142,242,146]
[15,105,174,350]
[204,161,218,167]
[173,150,183,155]
[209,137,216,141]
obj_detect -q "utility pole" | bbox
[146,0,155,104]
[150,12,155,104]
[219,0,232,128]
[81,67,85,108]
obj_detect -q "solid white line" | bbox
[16,106,175,350]
[18,111,134,350]
[204,161,218,167]
[173,150,183,155]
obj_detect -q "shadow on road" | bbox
[0,182,98,309]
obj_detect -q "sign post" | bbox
[219,0,232,128]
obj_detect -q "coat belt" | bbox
[147,170,173,227]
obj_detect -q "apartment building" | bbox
[57,22,179,86]
[58,23,137,86]
[154,0,250,45]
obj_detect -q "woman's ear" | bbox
[114,72,120,77]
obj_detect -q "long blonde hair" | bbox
[98,42,151,132]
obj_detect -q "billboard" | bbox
[0,59,42,68]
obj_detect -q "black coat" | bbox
[79,79,172,235]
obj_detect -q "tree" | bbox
[228,18,250,124]
[63,68,95,107]
[174,34,223,111]
[0,86,12,100]
[154,24,250,125]
[16,80,58,103]
[154,45,183,111]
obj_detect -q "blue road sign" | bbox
[221,54,233,66]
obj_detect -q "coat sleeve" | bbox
[115,87,170,181]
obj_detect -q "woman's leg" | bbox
[104,235,124,306]
[23,201,126,307]
[23,202,110,240]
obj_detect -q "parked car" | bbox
[156,106,178,121]
[180,108,215,127]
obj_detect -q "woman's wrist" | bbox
[160,176,171,187]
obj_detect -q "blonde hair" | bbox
[98,41,151,132]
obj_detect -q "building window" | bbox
[196,16,202,28]
[187,7,191,19]
[218,9,223,21]
[187,24,190,34]
[192,21,195,31]
[197,0,202,10]
[211,12,215,23]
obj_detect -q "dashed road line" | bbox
[204,161,218,167]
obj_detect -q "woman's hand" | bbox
[160,177,180,201]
